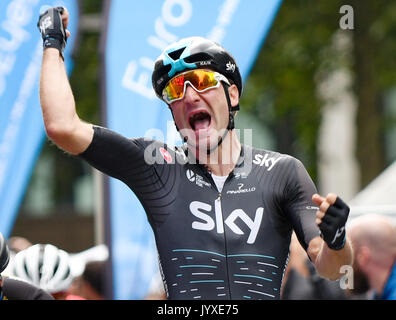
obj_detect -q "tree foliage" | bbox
[241,0,396,187]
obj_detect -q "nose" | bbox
[183,83,201,103]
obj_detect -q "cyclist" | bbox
[37,7,353,300]
[12,243,82,300]
[0,233,54,300]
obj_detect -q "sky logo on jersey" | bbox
[252,153,282,171]
[190,200,263,244]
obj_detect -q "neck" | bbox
[367,263,393,296]
[190,130,241,176]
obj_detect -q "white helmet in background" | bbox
[13,244,73,293]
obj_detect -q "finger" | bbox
[325,193,337,206]
[315,214,327,225]
[319,200,331,214]
[316,215,333,227]
[59,7,69,28]
[332,196,348,210]
[317,219,332,235]
[316,210,325,220]
[321,211,337,225]
[312,193,325,206]
[322,203,339,219]
[66,30,71,38]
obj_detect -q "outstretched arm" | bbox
[307,193,353,280]
[39,7,93,155]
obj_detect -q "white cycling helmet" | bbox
[12,244,73,293]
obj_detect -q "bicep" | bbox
[46,117,94,155]
[66,120,94,155]
[78,126,150,183]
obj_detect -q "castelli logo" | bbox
[160,147,173,164]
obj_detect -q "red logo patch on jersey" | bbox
[160,147,172,164]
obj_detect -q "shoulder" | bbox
[249,146,301,172]
[91,125,180,152]
[143,141,189,165]
[247,146,313,189]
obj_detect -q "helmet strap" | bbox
[221,82,237,131]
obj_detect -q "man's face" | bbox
[169,75,238,153]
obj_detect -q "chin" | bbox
[195,128,221,146]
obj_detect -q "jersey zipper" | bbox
[202,165,234,299]
[214,176,234,300]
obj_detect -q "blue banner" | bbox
[0,0,78,238]
[104,0,282,299]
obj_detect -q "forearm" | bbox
[308,236,353,280]
[39,48,94,155]
[40,48,78,137]
[37,8,93,155]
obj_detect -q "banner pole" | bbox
[99,0,114,300]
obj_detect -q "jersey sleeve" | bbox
[78,126,151,182]
[281,157,321,251]
[2,277,54,300]
[77,126,177,222]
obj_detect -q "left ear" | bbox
[228,84,239,108]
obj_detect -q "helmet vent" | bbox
[23,255,30,278]
[185,52,212,63]
[168,47,187,60]
[53,254,60,275]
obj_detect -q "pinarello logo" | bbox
[160,147,172,163]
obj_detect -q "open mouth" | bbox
[189,111,212,131]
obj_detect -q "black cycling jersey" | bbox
[1,277,54,300]
[80,126,320,300]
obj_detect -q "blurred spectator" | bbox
[71,261,106,300]
[281,232,349,300]
[12,243,84,300]
[347,214,396,300]
[1,233,53,300]
[1,236,32,277]
[7,236,32,252]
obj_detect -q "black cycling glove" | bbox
[318,197,349,250]
[37,7,67,59]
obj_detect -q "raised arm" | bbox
[282,158,353,280]
[38,7,93,155]
[307,193,353,280]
